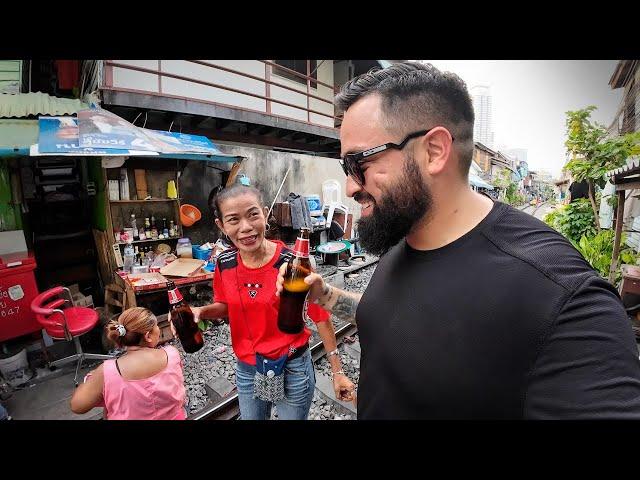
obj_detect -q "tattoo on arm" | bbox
[332,292,359,324]
[317,283,360,324]
[317,283,334,309]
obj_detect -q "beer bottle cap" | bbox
[293,235,310,258]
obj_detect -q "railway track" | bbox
[518,201,548,217]
[531,201,548,217]
[189,256,376,420]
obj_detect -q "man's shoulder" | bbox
[481,202,597,293]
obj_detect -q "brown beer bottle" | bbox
[167,280,204,353]
[277,228,313,334]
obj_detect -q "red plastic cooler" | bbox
[0,252,40,342]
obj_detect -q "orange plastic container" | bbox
[180,204,202,227]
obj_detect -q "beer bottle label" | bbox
[293,237,310,258]
[168,287,184,305]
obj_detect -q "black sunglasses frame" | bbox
[339,128,454,185]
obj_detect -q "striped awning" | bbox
[607,158,640,179]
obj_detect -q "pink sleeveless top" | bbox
[102,346,187,420]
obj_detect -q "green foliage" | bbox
[494,168,525,206]
[563,107,640,231]
[546,202,639,284]
[574,230,638,283]
[565,107,640,186]
[545,105,640,283]
[543,199,597,243]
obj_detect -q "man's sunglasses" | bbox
[339,128,454,185]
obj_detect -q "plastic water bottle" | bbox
[123,240,135,273]
[130,214,138,240]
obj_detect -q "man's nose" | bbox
[345,174,361,198]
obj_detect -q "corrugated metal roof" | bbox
[607,158,640,179]
[0,92,88,118]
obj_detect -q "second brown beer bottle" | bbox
[167,280,204,353]
[277,228,313,334]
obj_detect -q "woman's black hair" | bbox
[211,184,264,221]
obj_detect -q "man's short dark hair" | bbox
[335,61,475,176]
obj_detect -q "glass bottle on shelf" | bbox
[147,246,155,263]
[162,218,169,237]
[123,236,135,273]
[130,214,138,241]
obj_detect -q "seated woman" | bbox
[70,307,187,420]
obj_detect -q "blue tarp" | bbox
[0,115,241,163]
[469,173,494,190]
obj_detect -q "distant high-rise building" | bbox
[471,85,494,148]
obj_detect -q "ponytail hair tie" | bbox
[115,324,127,337]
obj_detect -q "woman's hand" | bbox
[191,306,202,324]
[332,372,356,403]
[168,306,202,323]
[168,306,202,337]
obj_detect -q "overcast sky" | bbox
[418,60,623,178]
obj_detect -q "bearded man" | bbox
[277,62,640,419]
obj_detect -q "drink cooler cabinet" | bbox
[0,253,40,342]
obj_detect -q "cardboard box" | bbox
[119,168,130,200]
[125,272,168,292]
[160,258,206,278]
[134,169,148,199]
[108,180,120,201]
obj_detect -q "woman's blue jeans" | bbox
[235,350,315,420]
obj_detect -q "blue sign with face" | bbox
[38,116,132,155]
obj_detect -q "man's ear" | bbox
[424,128,454,177]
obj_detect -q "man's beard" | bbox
[356,156,432,256]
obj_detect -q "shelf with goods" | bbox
[101,160,185,284]
[109,198,181,203]
[113,236,183,246]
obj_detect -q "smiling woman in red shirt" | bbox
[179,184,354,420]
